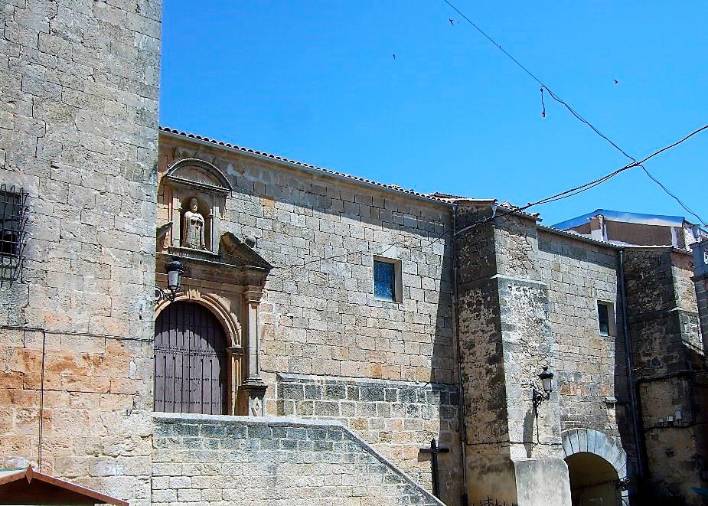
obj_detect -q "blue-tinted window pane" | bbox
[374,261,395,300]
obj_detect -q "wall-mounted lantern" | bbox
[532,366,554,413]
[155,257,183,304]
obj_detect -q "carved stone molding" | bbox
[240,381,268,417]
[159,158,233,253]
[154,285,243,350]
[163,158,232,195]
[155,233,271,417]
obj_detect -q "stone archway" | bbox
[154,287,245,415]
[154,301,228,415]
[155,288,242,350]
[562,429,629,505]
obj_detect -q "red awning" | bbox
[0,466,128,505]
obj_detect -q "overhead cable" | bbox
[440,0,707,224]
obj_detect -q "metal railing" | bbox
[0,184,28,284]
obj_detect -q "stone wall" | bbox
[455,209,569,506]
[672,251,704,353]
[623,248,708,504]
[275,373,461,503]
[623,249,701,376]
[152,413,441,506]
[693,239,708,350]
[0,1,161,504]
[537,232,631,441]
[157,133,459,498]
[158,132,455,388]
[697,277,708,345]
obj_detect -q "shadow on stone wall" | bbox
[429,237,465,505]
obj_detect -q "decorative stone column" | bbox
[171,194,182,247]
[240,286,267,416]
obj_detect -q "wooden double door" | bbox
[154,301,228,415]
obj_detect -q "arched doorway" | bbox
[562,429,629,506]
[566,452,620,505]
[154,301,228,415]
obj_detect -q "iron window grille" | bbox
[0,185,28,284]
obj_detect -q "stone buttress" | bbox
[454,205,571,506]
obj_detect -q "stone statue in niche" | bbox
[183,197,206,250]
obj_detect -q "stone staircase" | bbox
[152,413,444,505]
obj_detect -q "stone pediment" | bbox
[218,233,272,270]
[161,232,271,276]
[159,232,270,288]
[163,158,232,194]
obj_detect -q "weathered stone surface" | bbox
[455,211,567,504]
[693,240,708,343]
[0,1,160,504]
[276,373,461,503]
[623,248,708,504]
[152,413,442,506]
[3,1,706,504]
[537,231,629,441]
[514,459,572,506]
[158,135,456,388]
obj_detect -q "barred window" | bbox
[0,185,28,283]
[1,189,22,256]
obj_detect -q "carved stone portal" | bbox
[157,157,272,417]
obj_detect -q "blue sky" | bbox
[160,1,707,225]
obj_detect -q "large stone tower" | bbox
[0,1,161,504]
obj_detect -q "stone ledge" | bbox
[153,412,343,427]
[277,372,458,390]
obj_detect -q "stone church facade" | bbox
[1,2,706,506]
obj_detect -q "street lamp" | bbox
[532,366,554,414]
[155,257,183,304]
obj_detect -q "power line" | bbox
[638,166,706,225]
[440,0,707,224]
[453,124,708,235]
[278,3,706,275]
[279,125,707,274]
[440,0,634,160]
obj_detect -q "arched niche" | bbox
[159,158,232,253]
[154,288,244,416]
[154,300,229,415]
[164,158,232,193]
[154,234,272,416]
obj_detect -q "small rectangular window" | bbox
[597,301,613,336]
[0,189,22,256]
[373,257,401,302]
[0,185,28,284]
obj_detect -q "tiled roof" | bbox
[159,126,452,204]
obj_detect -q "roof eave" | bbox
[537,224,620,249]
[159,127,452,207]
